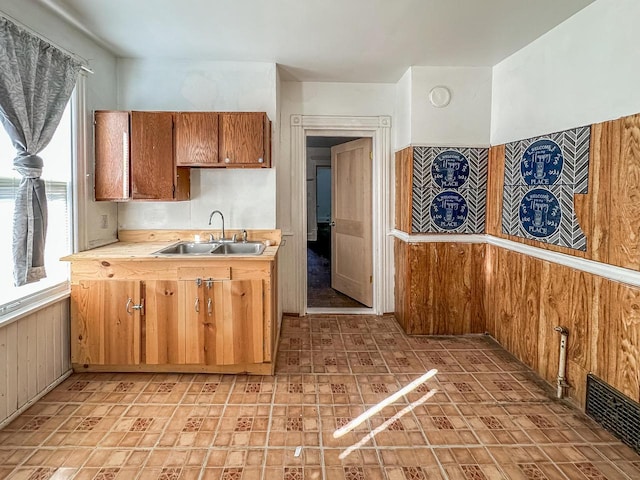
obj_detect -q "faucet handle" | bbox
[231,233,238,243]
[242,229,248,243]
[208,233,215,243]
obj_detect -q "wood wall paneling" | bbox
[600,280,640,403]
[588,121,615,264]
[394,148,413,233]
[609,115,640,270]
[0,325,6,421]
[0,300,71,426]
[407,243,433,334]
[486,145,505,236]
[470,244,487,334]
[394,241,485,335]
[393,239,409,332]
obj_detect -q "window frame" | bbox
[0,80,82,327]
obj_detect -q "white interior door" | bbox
[331,138,373,307]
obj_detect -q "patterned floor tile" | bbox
[0,314,637,479]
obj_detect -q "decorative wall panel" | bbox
[411,146,488,233]
[0,299,71,427]
[501,127,590,250]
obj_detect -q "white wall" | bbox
[278,81,396,313]
[410,66,492,147]
[0,1,119,250]
[491,0,640,145]
[116,60,278,230]
[394,69,412,151]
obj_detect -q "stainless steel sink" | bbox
[153,242,219,255]
[211,242,266,255]
[153,241,265,256]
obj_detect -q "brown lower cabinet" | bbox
[69,259,276,374]
[180,278,264,366]
[71,280,142,366]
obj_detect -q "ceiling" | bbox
[42,0,594,83]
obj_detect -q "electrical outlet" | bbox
[100,214,109,229]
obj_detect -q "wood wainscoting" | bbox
[0,299,71,427]
[486,244,640,409]
[394,112,640,410]
[395,240,486,335]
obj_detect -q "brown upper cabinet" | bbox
[175,111,271,168]
[94,111,190,201]
[219,112,271,167]
[174,112,220,167]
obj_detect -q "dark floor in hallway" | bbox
[0,314,639,479]
[306,248,365,309]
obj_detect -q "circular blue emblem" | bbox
[431,191,468,231]
[431,150,469,188]
[521,139,563,186]
[519,188,562,238]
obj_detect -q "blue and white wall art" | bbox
[501,126,590,250]
[412,146,488,234]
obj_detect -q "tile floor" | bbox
[1,315,639,479]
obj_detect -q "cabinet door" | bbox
[130,111,176,200]
[220,279,264,365]
[175,112,220,166]
[71,280,141,365]
[181,279,221,365]
[95,111,130,201]
[219,112,269,167]
[144,280,182,364]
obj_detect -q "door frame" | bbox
[291,115,392,315]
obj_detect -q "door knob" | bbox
[330,221,336,227]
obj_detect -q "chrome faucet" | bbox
[208,210,225,241]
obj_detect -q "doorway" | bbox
[306,136,371,309]
[290,114,393,316]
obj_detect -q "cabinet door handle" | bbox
[258,157,264,164]
[126,297,144,315]
[195,297,200,313]
[207,298,213,316]
[224,157,230,164]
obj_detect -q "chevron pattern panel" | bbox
[501,126,590,250]
[411,146,489,234]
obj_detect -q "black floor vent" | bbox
[586,374,640,454]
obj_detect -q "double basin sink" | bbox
[153,241,266,256]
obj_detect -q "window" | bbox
[0,101,73,315]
